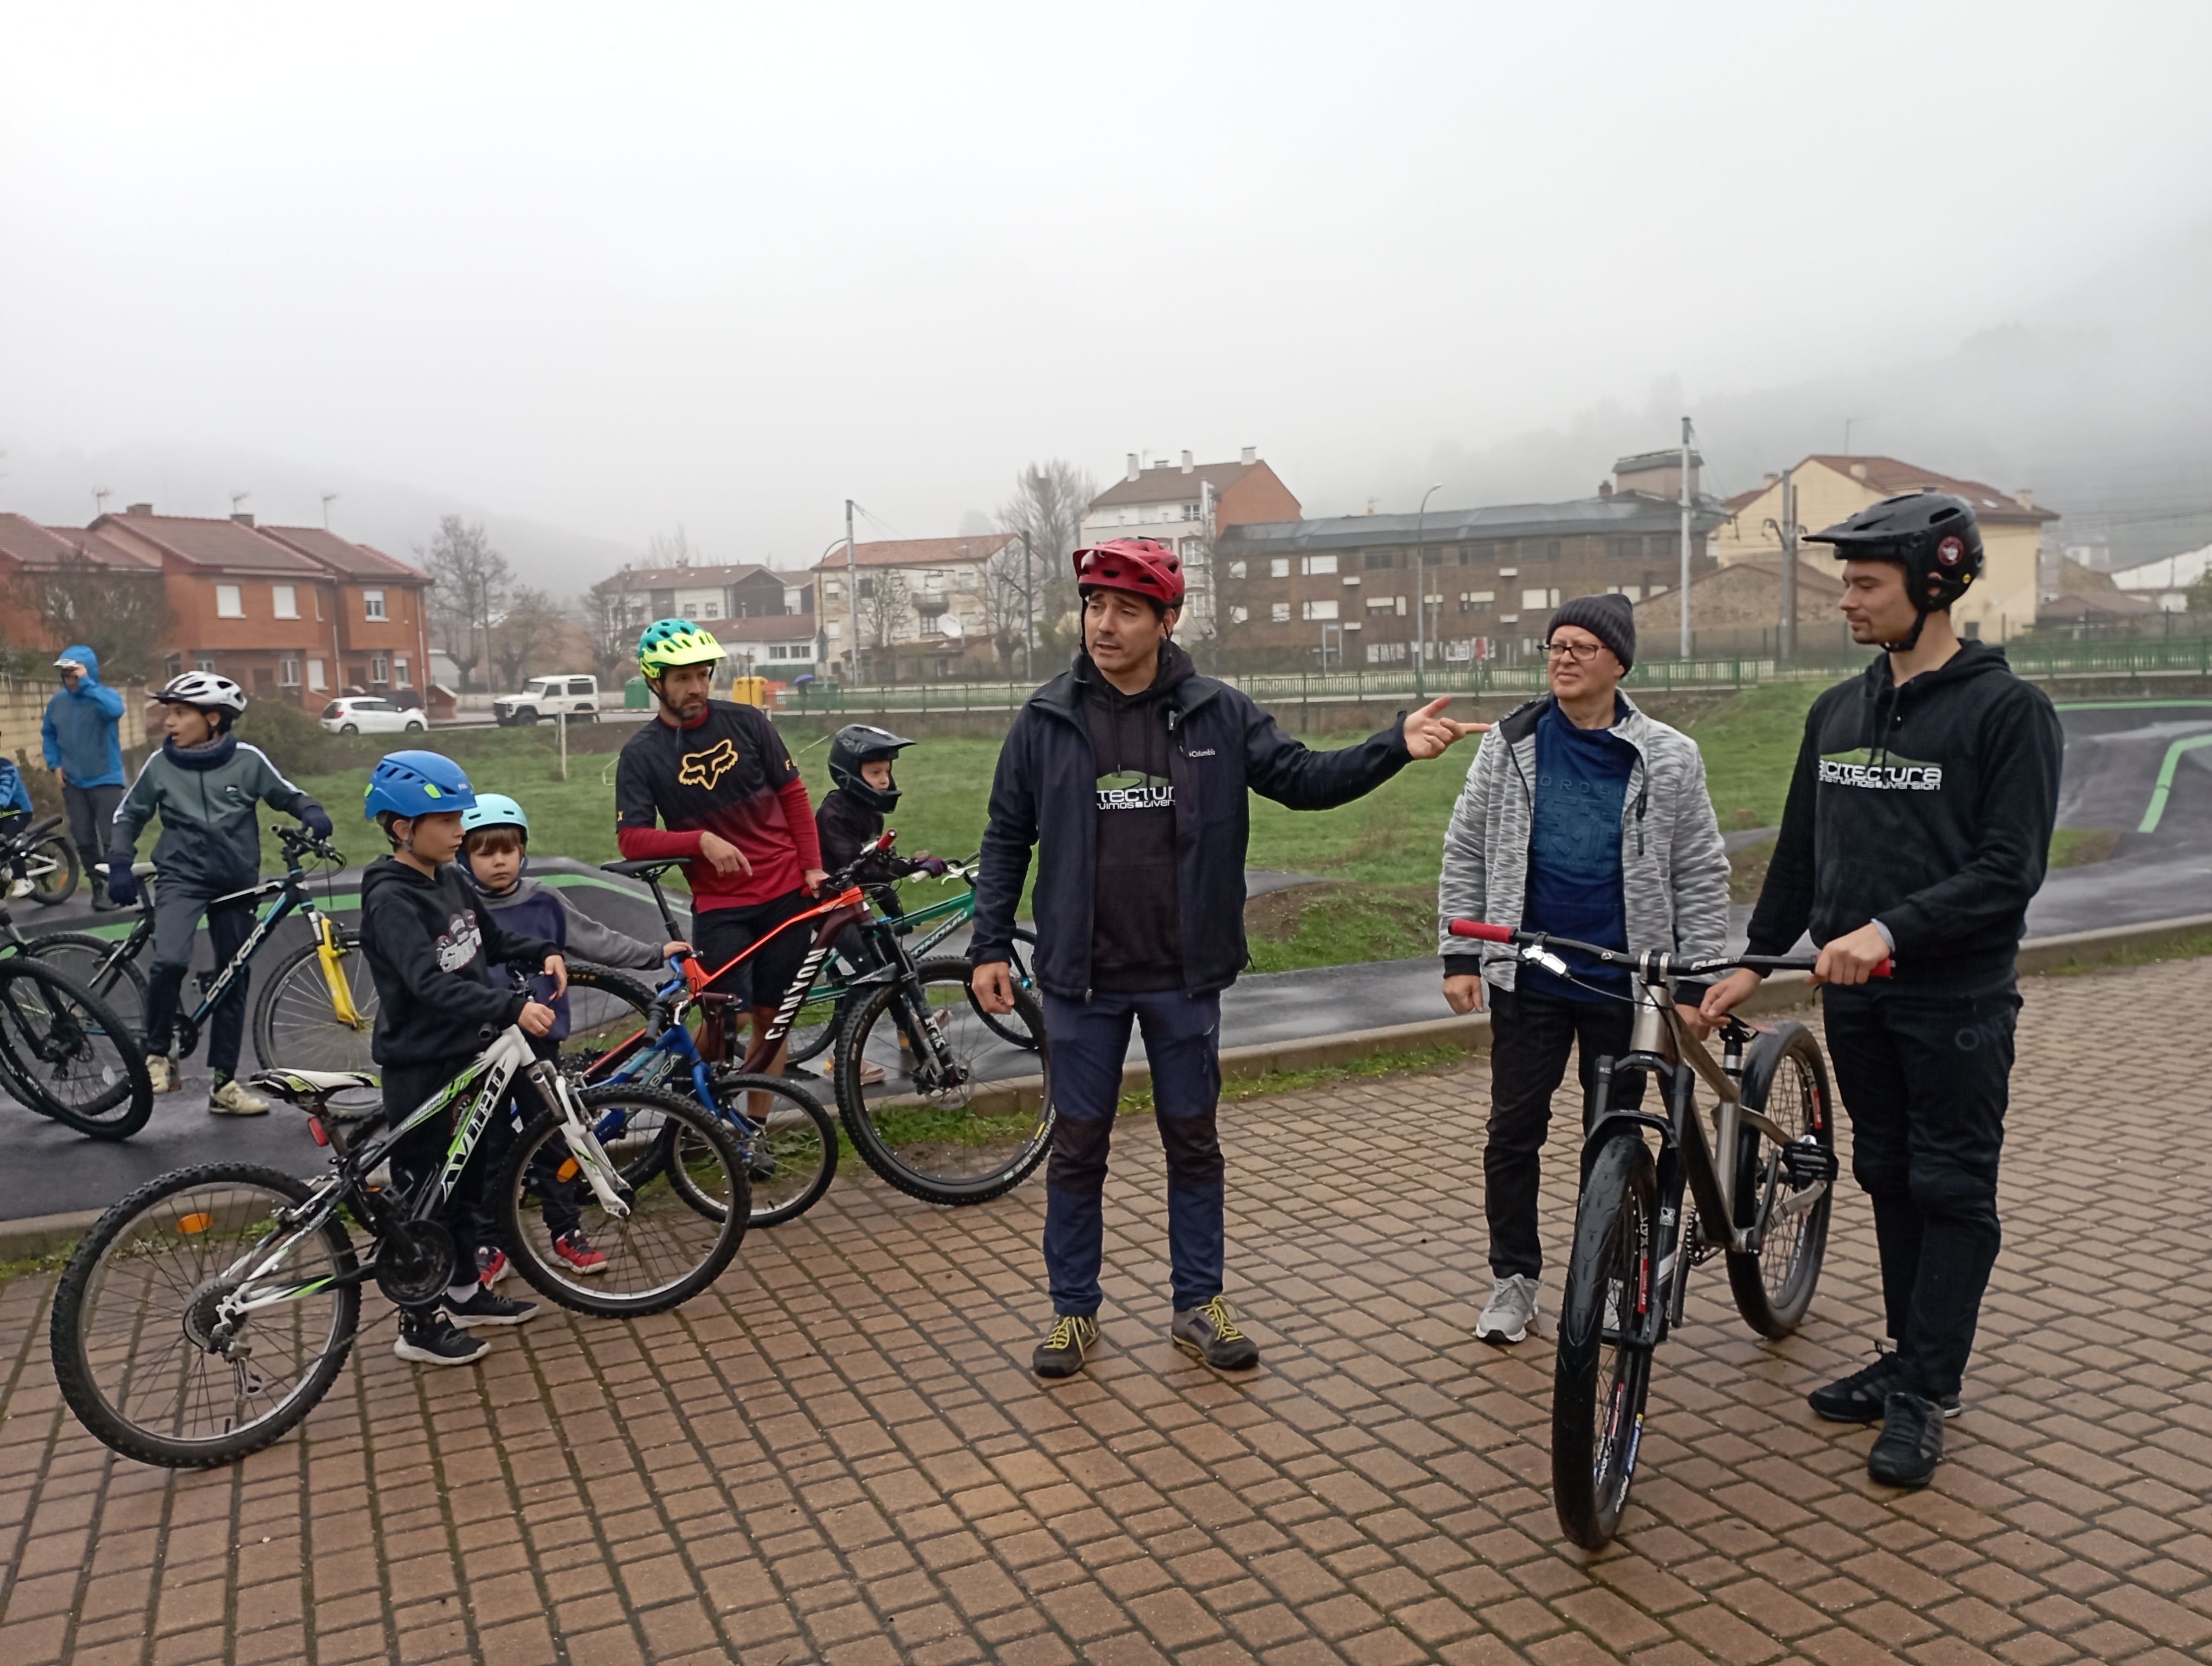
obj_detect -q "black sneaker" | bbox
[394,1312,488,1367]
[1171,1296,1259,1372]
[446,1288,540,1329]
[1868,1391,1946,1488]
[1809,1352,1960,1424]
[1032,1313,1100,1380]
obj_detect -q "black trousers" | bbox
[1483,985,1643,1281]
[1822,979,2018,1402]
[382,1056,493,1300]
[63,782,123,886]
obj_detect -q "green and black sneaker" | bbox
[1033,1313,1101,1380]
[1171,1296,1259,1372]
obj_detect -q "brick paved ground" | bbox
[3,957,2210,1666]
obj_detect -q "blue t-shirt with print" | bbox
[1520,699,1634,1001]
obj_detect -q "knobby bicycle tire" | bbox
[1553,1132,1657,1551]
[499,1084,749,1318]
[254,929,378,1075]
[0,958,153,1138]
[50,1162,360,1468]
[974,928,1042,1052]
[19,931,150,1035]
[25,835,79,906]
[561,963,663,1080]
[834,956,1054,1206]
[1725,1023,1835,1338]
[704,1071,838,1227]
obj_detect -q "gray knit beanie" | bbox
[1548,593,1636,671]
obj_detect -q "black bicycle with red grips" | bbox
[1449,918,1886,1549]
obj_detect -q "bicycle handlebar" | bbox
[1446,919,1891,981]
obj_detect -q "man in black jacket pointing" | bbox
[1703,492,2062,1490]
[971,538,1479,1382]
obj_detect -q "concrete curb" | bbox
[6,911,2209,1264]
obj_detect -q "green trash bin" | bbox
[624,676,649,709]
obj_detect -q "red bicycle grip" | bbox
[1449,919,1513,942]
[1870,958,1893,979]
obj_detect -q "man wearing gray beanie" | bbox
[1436,593,1729,1345]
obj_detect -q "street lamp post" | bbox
[1021,531,1034,681]
[1413,482,1442,699]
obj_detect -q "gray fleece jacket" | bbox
[1437,692,1730,992]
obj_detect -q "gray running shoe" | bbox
[1032,1313,1101,1380]
[1476,1274,1540,1344]
[1171,1296,1259,1372]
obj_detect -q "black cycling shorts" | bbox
[692,888,818,1015]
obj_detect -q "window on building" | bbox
[1498,613,1520,625]
[1365,550,1395,569]
[1499,566,1519,578]
[370,654,390,684]
[394,656,411,686]
[1270,602,1290,624]
[1609,537,1641,561]
[1522,587,1562,610]
[195,654,218,673]
[216,584,245,618]
[307,658,327,690]
[1615,586,1642,603]
[956,570,975,593]
[1365,595,1396,613]
[923,571,944,593]
[826,620,843,639]
[1300,555,1338,576]
[363,588,387,620]
[272,585,298,619]
[785,587,806,611]
[279,657,301,688]
[705,601,721,618]
[1230,606,1249,625]
[1302,599,1339,621]
[681,603,699,618]
[1269,559,1289,579]
[1459,591,1495,612]
[858,576,876,599]
[824,580,842,601]
[1227,561,1246,580]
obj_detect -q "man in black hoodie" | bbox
[1703,494,2062,1489]
[972,539,1479,1382]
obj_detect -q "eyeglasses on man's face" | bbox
[1542,638,1605,663]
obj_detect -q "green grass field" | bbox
[207,675,2096,975]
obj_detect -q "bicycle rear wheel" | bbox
[975,928,1042,1052]
[1726,1023,1835,1338]
[834,956,1054,1205]
[49,1163,359,1468]
[25,835,79,906]
[704,1072,838,1227]
[500,1084,748,1317]
[20,932,149,1036]
[0,959,152,1138]
[254,930,378,1074]
[1553,1132,1657,1551]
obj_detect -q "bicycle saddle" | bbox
[249,1069,382,1111]
[602,858,681,878]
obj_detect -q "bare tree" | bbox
[974,535,1037,672]
[582,568,647,684]
[996,459,1097,665]
[860,569,915,651]
[646,526,705,569]
[30,543,174,684]
[419,516,510,693]
[491,585,565,689]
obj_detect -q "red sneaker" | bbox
[554,1231,607,1276]
[475,1246,507,1286]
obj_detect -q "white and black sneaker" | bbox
[394,1312,488,1367]
[1475,1274,1540,1344]
[446,1288,540,1329]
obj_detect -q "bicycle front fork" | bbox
[313,915,365,1029]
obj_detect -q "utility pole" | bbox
[1021,531,1034,681]
[1779,467,1798,661]
[320,491,339,530]
[844,498,860,687]
[1413,482,1441,697]
[1677,416,1695,660]
[479,573,496,697]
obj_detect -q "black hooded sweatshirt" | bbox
[1083,643,1195,991]
[359,855,560,1067]
[1746,643,2062,990]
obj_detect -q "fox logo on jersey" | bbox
[678,738,740,790]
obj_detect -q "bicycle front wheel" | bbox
[0,959,152,1138]
[501,1084,748,1317]
[1726,1023,1835,1338]
[1553,1132,1657,1552]
[254,930,378,1073]
[707,1071,838,1227]
[834,956,1054,1205]
[21,931,149,1036]
[49,1163,359,1468]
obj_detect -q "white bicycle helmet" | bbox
[153,670,249,716]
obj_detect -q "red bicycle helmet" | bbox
[1072,537,1186,609]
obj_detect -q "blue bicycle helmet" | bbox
[363,751,478,820]
[459,792,530,840]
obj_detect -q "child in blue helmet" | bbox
[358,749,567,1368]
[459,790,689,1281]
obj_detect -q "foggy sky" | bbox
[4,1,2210,582]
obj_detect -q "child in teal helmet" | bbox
[459,790,689,1281]
[358,751,566,1366]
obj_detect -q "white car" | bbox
[493,674,600,726]
[320,696,427,735]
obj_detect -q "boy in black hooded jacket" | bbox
[359,759,566,1367]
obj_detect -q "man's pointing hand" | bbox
[1401,697,1487,760]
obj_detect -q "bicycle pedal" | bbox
[1780,1141,1838,1188]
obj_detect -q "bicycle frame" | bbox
[212,1030,625,1327]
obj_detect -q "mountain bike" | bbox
[16,825,376,1071]
[49,1020,749,1468]
[0,914,153,1138]
[781,860,1039,1063]
[597,832,1055,1206]
[1449,919,1875,1550]
[1,813,80,907]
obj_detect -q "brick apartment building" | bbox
[0,506,432,704]
[1081,448,1302,640]
[813,535,1015,681]
[1213,452,1728,669]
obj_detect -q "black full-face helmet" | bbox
[1805,491,1984,650]
[828,725,914,813]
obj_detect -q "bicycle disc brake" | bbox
[374,1219,458,1308]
